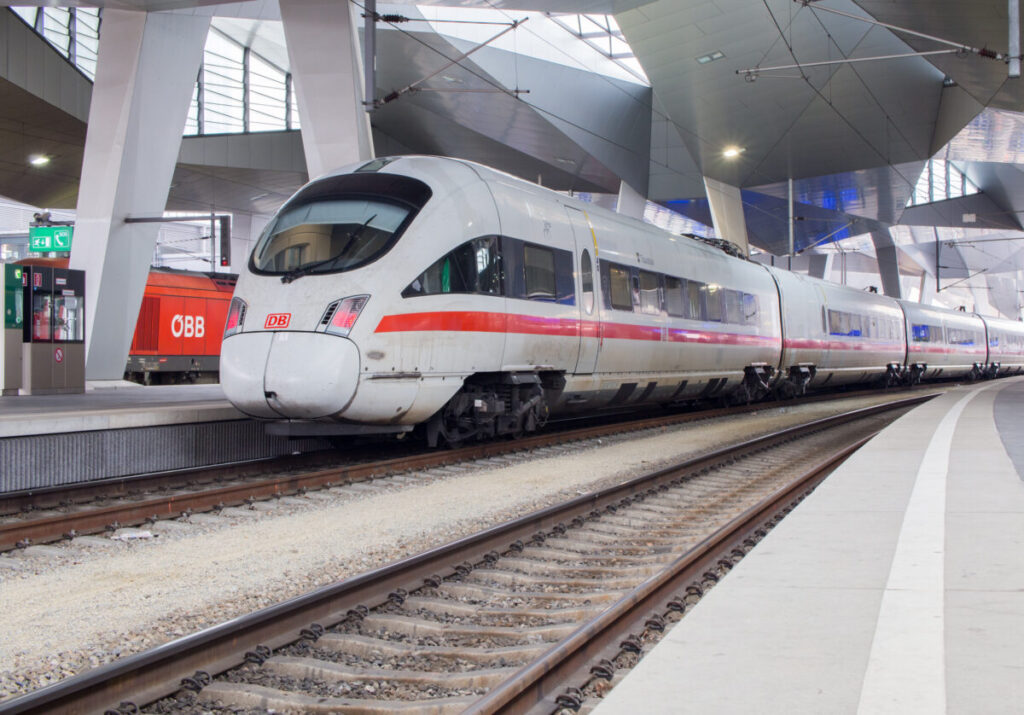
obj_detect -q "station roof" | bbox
[2,0,1024,310]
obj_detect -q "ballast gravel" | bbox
[0,394,916,700]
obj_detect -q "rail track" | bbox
[0,386,941,554]
[0,394,930,715]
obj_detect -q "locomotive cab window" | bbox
[403,236,501,297]
[254,197,411,276]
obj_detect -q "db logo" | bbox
[264,313,291,329]
[171,314,205,338]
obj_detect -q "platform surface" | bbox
[594,377,1024,715]
[0,383,242,437]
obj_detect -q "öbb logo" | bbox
[171,314,205,339]
[264,313,291,329]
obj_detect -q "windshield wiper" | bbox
[280,214,377,284]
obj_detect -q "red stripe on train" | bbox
[375,311,780,347]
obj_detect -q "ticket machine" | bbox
[0,264,24,395]
[21,266,85,394]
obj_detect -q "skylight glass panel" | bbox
[907,159,979,207]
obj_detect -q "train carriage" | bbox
[898,300,989,381]
[981,315,1024,376]
[769,268,907,393]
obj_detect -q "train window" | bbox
[639,271,662,315]
[664,276,685,317]
[603,263,633,311]
[948,328,980,345]
[403,236,501,297]
[581,250,594,315]
[475,237,501,295]
[828,310,844,335]
[912,324,943,342]
[686,280,706,321]
[849,314,862,337]
[524,245,556,301]
[724,290,743,325]
[704,285,723,322]
[253,198,411,276]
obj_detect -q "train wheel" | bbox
[425,396,477,449]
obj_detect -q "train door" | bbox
[565,206,600,373]
[816,283,833,376]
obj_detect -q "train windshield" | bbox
[252,198,411,277]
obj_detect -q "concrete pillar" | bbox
[280,0,374,180]
[919,271,937,305]
[703,176,749,256]
[869,230,904,299]
[616,181,646,219]
[69,10,209,381]
[807,253,833,280]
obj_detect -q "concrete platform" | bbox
[0,384,328,492]
[594,377,1024,715]
[0,383,240,437]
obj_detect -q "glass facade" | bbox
[11,6,101,80]
[907,159,980,207]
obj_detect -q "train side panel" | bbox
[899,300,988,379]
[983,315,1024,375]
[487,177,583,376]
[770,268,905,388]
[126,270,236,382]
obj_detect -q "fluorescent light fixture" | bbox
[696,50,725,64]
[28,154,50,166]
[722,146,743,158]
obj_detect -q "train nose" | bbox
[221,332,360,419]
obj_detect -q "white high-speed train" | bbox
[220,155,1024,445]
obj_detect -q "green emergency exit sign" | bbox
[29,225,73,252]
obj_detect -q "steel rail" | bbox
[465,434,873,714]
[0,395,932,715]
[0,388,938,553]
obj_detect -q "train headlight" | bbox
[321,295,369,337]
[224,297,248,338]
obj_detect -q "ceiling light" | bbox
[29,154,50,166]
[722,146,743,159]
[696,50,725,65]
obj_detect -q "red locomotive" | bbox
[126,268,237,384]
[16,259,237,384]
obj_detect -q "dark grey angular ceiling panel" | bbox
[0,77,85,209]
[372,96,612,193]
[899,192,1022,230]
[618,0,944,187]
[853,0,1024,111]
[167,162,306,215]
[371,28,636,192]
[941,108,1024,164]
[460,44,653,194]
[749,161,923,224]
[959,161,1024,228]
